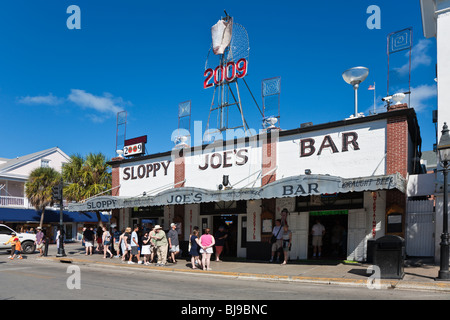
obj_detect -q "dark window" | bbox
[296,192,364,212]
[0,226,13,235]
[132,206,164,218]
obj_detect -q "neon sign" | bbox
[204,58,248,89]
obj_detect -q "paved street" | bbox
[1,250,450,301]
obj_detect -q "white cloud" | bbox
[86,114,107,123]
[409,84,437,112]
[18,93,64,106]
[394,39,433,77]
[17,89,131,122]
[68,89,129,115]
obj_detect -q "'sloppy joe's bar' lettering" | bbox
[123,160,171,180]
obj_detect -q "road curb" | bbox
[39,256,450,292]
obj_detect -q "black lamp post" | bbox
[437,122,450,280]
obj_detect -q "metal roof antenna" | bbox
[204,11,252,142]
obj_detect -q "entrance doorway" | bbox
[308,212,348,259]
[213,215,238,258]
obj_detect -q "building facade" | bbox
[0,147,107,241]
[421,0,450,263]
[70,105,422,262]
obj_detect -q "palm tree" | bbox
[61,154,84,202]
[25,167,61,228]
[62,153,111,227]
[82,153,112,200]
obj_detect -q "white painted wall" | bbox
[437,8,450,133]
[407,173,436,197]
[119,154,174,197]
[277,120,387,179]
[421,0,450,263]
[7,149,69,177]
[184,144,262,190]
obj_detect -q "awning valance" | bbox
[0,208,109,223]
[68,173,405,212]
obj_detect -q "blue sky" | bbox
[0,0,437,160]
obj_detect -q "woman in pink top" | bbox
[199,228,215,271]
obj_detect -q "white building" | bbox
[70,105,422,262]
[0,147,107,241]
[0,147,69,208]
[420,0,450,263]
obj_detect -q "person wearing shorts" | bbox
[9,237,23,260]
[83,227,94,256]
[281,225,292,265]
[311,219,325,258]
[199,228,215,271]
[141,232,152,265]
[167,223,180,264]
[120,228,132,262]
[35,227,45,257]
[112,227,121,257]
[270,220,283,263]
[128,225,140,264]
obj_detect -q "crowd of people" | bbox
[79,215,338,268]
[82,223,226,270]
[3,210,344,266]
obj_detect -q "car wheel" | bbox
[22,241,36,254]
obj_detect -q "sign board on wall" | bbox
[119,155,174,197]
[123,143,144,157]
[69,173,405,211]
[124,135,147,157]
[277,119,387,179]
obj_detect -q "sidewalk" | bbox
[39,243,450,293]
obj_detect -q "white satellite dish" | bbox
[392,92,406,105]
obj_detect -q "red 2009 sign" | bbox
[204,58,248,89]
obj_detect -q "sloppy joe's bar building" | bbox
[69,105,422,262]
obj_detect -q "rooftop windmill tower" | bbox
[204,12,251,142]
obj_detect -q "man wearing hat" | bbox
[35,227,45,257]
[151,225,168,266]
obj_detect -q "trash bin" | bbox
[373,235,405,279]
[366,240,376,264]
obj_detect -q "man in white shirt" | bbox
[311,219,325,258]
[128,225,141,264]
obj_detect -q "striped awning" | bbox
[68,173,406,212]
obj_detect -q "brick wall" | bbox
[110,158,121,229]
[262,132,277,186]
[174,150,185,188]
[110,157,121,196]
[385,104,409,236]
[386,105,409,178]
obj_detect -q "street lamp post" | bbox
[437,123,450,280]
[56,178,66,257]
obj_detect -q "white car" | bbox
[0,224,37,254]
